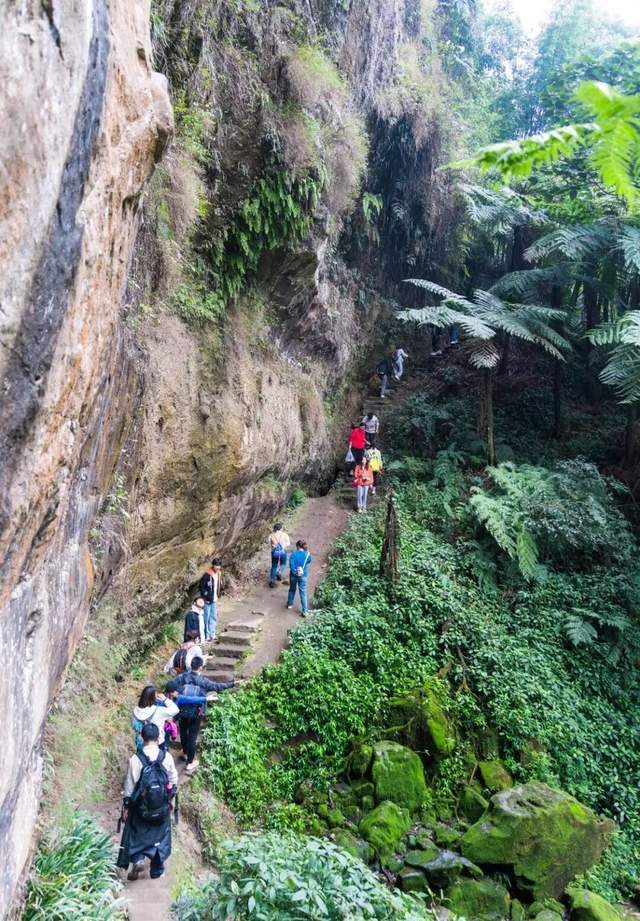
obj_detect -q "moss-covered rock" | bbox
[405,844,440,867]
[534,911,563,921]
[435,823,463,848]
[349,742,373,778]
[361,794,374,812]
[459,784,490,823]
[418,849,484,888]
[447,877,511,919]
[342,803,362,823]
[327,807,345,827]
[477,760,513,792]
[460,783,614,900]
[306,817,327,836]
[512,899,526,921]
[359,800,411,861]
[529,900,566,917]
[386,683,456,757]
[333,828,373,863]
[371,741,428,813]
[351,779,375,800]
[399,868,430,892]
[567,888,622,921]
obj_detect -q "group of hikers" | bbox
[117,348,409,883]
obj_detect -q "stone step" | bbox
[227,618,263,633]
[205,669,235,683]
[217,630,253,647]
[206,655,237,670]
[211,642,247,659]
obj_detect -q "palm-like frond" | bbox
[490,266,570,300]
[467,339,501,368]
[618,225,640,273]
[525,221,615,263]
[587,311,640,402]
[458,183,547,237]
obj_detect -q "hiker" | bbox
[163,630,206,675]
[347,422,366,473]
[354,456,374,513]
[287,539,312,616]
[183,597,205,643]
[449,324,459,346]
[393,346,409,381]
[132,686,180,753]
[269,522,290,588]
[117,722,178,881]
[376,357,394,399]
[365,445,383,495]
[172,657,235,774]
[361,412,380,447]
[199,558,222,642]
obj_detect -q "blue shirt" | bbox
[289,549,312,575]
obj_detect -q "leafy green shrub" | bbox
[172,832,430,920]
[22,813,123,921]
[288,485,306,507]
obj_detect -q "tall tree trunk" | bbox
[498,334,511,377]
[553,360,563,438]
[479,369,496,465]
[624,404,637,466]
[584,279,600,330]
[379,492,400,588]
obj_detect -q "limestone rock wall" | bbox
[0,1,171,913]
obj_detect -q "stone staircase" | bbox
[203,613,265,685]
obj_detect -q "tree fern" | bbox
[564,613,598,647]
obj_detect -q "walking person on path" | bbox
[199,559,222,642]
[393,346,409,381]
[361,412,380,447]
[132,686,180,754]
[354,456,374,513]
[117,722,178,882]
[365,445,383,495]
[163,630,206,675]
[269,522,290,588]
[287,540,312,616]
[171,658,234,774]
[184,597,206,643]
[347,422,366,474]
[376,357,394,399]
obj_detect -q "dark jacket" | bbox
[199,571,216,603]
[174,670,234,717]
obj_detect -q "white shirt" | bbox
[163,644,205,674]
[361,415,379,433]
[132,699,179,744]
[124,744,178,797]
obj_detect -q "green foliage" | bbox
[206,171,324,308]
[588,310,640,403]
[469,460,633,578]
[173,832,430,920]
[173,92,210,165]
[288,485,306,508]
[459,81,640,208]
[22,813,123,921]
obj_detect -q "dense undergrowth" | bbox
[200,373,640,902]
[21,813,123,921]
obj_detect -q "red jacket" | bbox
[349,428,366,449]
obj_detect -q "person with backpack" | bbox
[117,722,178,881]
[376,357,394,399]
[163,630,206,675]
[361,412,380,447]
[365,445,383,495]
[353,456,374,513]
[132,686,180,753]
[183,597,206,643]
[172,657,234,774]
[269,523,290,588]
[287,540,312,616]
[199,559,222,642]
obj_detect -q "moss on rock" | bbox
[478,760,513,793]
[371,741,428,813]
[459,783,489,823]
[349,742,373,778]
[446,877,511,920]
[386,683,456,757]
[567,888,622,921]
[398,868,430,892]
[333,828,373,863]
[359,800,411,862]
[405,844,440,867]
[460,783,614,900]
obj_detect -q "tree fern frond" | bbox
[468,339,501,368]
[618,225,640,273]
[469,492,517,556]
[564,613,598,647]
[516,525,539,580]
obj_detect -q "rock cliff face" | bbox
[0,0,171,912]
[0,0,461,912]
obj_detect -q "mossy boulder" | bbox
[361,794,375,812]
[333,829,373,863]
[529,900,566,917]
[399,868,430,892]
[349,742,373,778]
[512,900,526,921]
[477,760,513,793]
[534,912,563,921]
[351,779,375,800]
[306,817,327,836]
[567,888,622,921]
[435,823,463,848]
[447,877,511,920]
[371,741,428,813]
[386,684,456,757]
[460,783,614,900]
[460,783,490,823]
[405,844,440,867]
[342,803,362,823]
[359,800,411,862]
[326,807,345,827]
[418,849,484,888]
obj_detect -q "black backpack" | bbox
[131,751,172,824]
[173,648,189,672]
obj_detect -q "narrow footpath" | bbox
[123,491,350,920]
